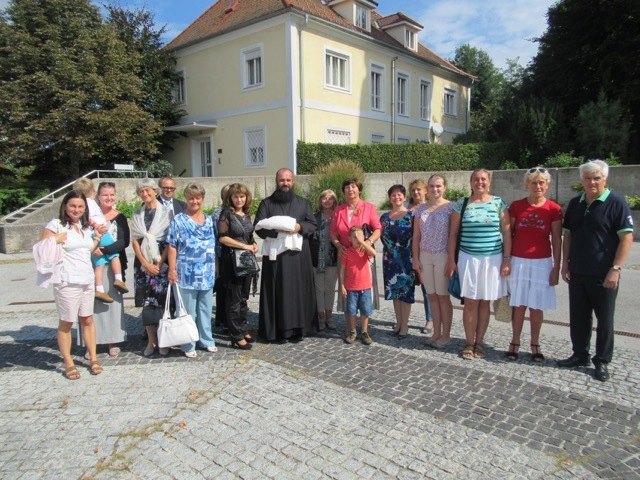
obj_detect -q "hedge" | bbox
[297,141,514,174]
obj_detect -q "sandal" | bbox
[64,366,80,380]
[461,344,475,360]
[89,361,103,376]
[473,343,486,359]
[505,343,519,361]
[530,344,545,363]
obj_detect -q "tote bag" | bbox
[157,284,199,348]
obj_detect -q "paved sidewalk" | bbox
[0,249,639,479]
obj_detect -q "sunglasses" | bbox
[528,167,548,174]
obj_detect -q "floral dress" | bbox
[133,207,169,309]
[380,211,415,303]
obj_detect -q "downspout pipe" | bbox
[391,56,398,143]
[299,14,309,144]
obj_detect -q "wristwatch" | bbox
[611,265,622,272]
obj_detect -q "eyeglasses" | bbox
[161,186,176,191]
[528,167,548,174]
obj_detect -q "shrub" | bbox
[544,151,583,168]
[625,195,640,210]
[115,198,142,218]
[307,159,366,207]
[445,187,468,201]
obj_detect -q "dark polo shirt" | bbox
[563,189,634,279]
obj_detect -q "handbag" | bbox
[157,284,199,348]
[232,249,260,277]
[450,197,469,303]
[493,294,513,322]
[448,271,462,300]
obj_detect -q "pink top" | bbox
[342,247,372,290]
[330,201,381,247]
[509,198,562,259]
[413,202,453,253]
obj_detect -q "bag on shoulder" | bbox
[232,249,260,278]
[157,284,199,348]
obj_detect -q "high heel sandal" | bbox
[530,344,545,362]
[505,343,519,361]
[231,339,252,350]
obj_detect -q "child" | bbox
[339,225,377,345]
[72,178,128,303]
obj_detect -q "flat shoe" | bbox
[64,366,80,380]
[113,280,129,293]
[184,350,197,358]
[89,361,103,375]
[108,346,120,357]
[206,346,218,353]
[158,347,169,356]
[142,345,155,357]
[95,291,114,303]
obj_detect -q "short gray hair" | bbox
[184,183,206,199]
[137,177,159,194]
[579,159,609,179]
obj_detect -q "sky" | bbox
[0,0,556,70]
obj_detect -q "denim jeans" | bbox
[179,287,215,352]
[346,289,373,317]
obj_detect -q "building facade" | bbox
[165,0,474,177]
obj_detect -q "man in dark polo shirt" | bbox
[558,160,634,382]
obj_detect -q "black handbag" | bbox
[232,249,259,277]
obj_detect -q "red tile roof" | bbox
[165,0,472,80]
[377,12,423,29]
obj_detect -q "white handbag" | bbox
[157,284,200,348]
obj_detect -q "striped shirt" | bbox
[454,196,506,256]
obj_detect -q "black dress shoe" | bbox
[288,335,303,343]
[556,355,590,368]
[594,363,610,382]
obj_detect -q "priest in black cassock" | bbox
[254,168,318,342]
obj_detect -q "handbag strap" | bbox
[163,282,173,319]
[454,197,469,264]
[172,284,188,315]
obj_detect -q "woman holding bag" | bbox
[130,178,170,357]
[217,183,258,349]
[167,183,217,358]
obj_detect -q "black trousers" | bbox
[224,276,251,341]
[568,273,618,364]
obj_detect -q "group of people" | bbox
[38,161,633,383]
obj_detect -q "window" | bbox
[325,128,351,145]
[325,49,350,91]
[173,70,186,104]
[444,88,458,116]
[371,133,385,144]
[396,136,410,144]
[355,4,369,30]
[419,80,430,120]
[242,45,263,89]
[404,29,417,50]
[396,73,408,116]
[200,140,212,177]
[244,127,265,167]
[370,64,384,111]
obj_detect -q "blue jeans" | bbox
[346,289,372,317]
[179,287,214,352]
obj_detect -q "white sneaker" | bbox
[184,350,197,358]
[206,346,218,353]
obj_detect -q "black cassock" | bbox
[254,194,318,341]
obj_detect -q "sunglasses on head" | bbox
[528,167,548,174]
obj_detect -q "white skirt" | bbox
[458,251,508,301]
[508,256,556,310]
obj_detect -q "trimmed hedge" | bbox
[297,141,513,174]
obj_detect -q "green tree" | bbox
[104,4,185,175]
[574,91,631,160]
[527,0,640,161]
[0,0,164,187]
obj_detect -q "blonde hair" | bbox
[72,178,95,196]
[184,183,206,199]
[317,189,338,211]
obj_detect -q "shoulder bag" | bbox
[229,212,259,278]
[448,197,469,301]
[157,284,199,348]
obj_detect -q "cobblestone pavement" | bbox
[1,295,639,480]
